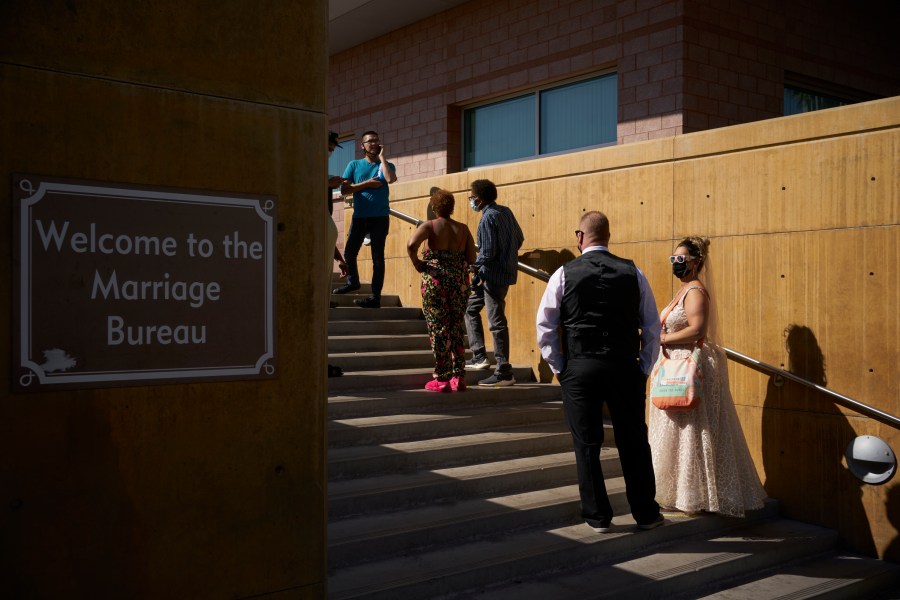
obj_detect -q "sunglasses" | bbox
[669,255,697,264]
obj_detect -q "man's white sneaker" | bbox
[465,357,491,370]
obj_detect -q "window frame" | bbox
[783,74,875,116]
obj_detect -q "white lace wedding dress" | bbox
[648,288,766,517]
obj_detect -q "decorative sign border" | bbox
[13,175,277,390]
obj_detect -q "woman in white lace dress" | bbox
[648,237,766,517]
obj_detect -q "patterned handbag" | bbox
[650,343,702,410]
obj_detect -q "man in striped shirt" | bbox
[465,179,525,387]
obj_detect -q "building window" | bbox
[328,137,355,180]
[463,73,616,169]
[784,85,849,116]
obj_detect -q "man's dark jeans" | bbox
[344,216,389,298]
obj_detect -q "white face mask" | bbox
[469,198,481,212]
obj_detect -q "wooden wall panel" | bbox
[706,229,899,417]
[342,97,900,559]
[673,97,900,159]
[675,130,898,237]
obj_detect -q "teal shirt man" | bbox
[341,158,394,218]
[334,130,398,308]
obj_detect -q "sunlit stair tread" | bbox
[327,501,784,600]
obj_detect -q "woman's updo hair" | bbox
[677,236,710,272]
[430,189,455,218]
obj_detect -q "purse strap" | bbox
[659,286,707,358]
[659,285,694,326]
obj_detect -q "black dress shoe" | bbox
[354,296,381,308]
[333,283,361,294]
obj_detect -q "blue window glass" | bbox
[463,73,617,169]
[464,96,535,168]
[784,86,848,116]
[540,73,617,154]
[329,138,354,179]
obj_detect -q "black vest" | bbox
[561,250,641,364]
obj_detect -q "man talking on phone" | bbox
[334,130,397,308]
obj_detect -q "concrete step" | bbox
[331,282,374,295]
[331,292,403,310]
[329,306,423,321]
[329,422,578,479]
[328,333,432,353]
[327,500,782,600]
[328,383,563,419]
[329,348,441,371]
[694,553,900,600]
[329,319,426,336]
[328,401,567,447]
[327,450,598,519]
[328,481,626,569]
[453,512,832,600]
[327,365,536,393]
[328,349,502,375]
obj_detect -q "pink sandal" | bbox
[425,379,451,393]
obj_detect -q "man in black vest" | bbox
[536,211,663,532]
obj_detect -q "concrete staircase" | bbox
[326,278,900,599]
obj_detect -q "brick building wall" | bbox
[327,0,899,182]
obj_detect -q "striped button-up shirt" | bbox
[473,202,524,286]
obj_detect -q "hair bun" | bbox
[678,236,710,260]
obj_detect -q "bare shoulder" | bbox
[683,283,710,305]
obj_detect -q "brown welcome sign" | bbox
[12,175,276,391]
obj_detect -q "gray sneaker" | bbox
[465,357,490,370]
[478,373,515,387]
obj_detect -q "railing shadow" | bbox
[760,324,876,556]
[886,485,900,562]
[517,248,571,383]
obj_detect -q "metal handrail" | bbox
[389,207,899,429]
[721,347,900,429]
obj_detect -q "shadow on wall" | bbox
[886,485,900,562]
[519,248,576,280]
[761,324,877,557]
[520,249,577,383]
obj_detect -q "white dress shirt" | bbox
[535,245,661,375]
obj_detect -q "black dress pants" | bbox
[560,358,659,526]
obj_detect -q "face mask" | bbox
[672,262,689,278]
[469,199,481,212]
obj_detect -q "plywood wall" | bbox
[346,96,900,559]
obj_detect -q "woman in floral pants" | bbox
[407,189,477,392]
